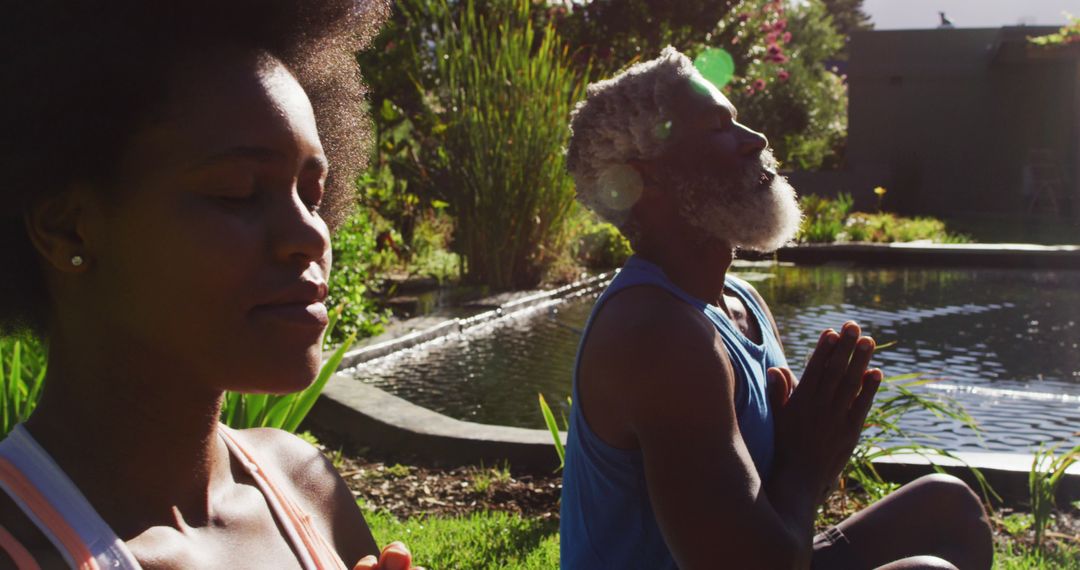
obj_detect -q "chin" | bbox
[226,344,324,395]
[684,175,803,253]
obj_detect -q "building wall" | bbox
[842,28,1076,219]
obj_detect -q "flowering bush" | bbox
[710,0,848,170]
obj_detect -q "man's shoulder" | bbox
[593,285,716,347]
[585,284,735,392]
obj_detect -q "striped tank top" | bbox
[0,424,348,569]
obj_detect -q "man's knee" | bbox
[908,474,982,511]
[878,554,959,569]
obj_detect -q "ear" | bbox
[23,185,102,273]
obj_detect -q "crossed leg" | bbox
[811,474,994,570]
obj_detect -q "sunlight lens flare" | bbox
[693,48,735,89]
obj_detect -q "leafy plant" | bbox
[1029,441,1080,550]
[0,336,47,438]
[573,215,633,270]
[221,305,357,432]
[798,193,853,243]
[844,212,969,244]
[326,208,392,345]
[413,0,589,289]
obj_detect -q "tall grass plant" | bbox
[0,336,47,437]
[415,0,589,289]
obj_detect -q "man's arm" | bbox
[586,289,878,570]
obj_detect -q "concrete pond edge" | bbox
[308,246,1080,507]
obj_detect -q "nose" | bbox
[736,123,768,156]
[272,190,331,270]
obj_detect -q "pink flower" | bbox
[774,19,787,31]
[738,13,750,22]
[753,78,767,91]
[767,44,783,57]
[766,31,779,43]
[783,31,793,43]
[778,69,790,81]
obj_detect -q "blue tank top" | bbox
[559,255,788,569]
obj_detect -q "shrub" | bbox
[573,215,633,270]
[844,212,970,244]
[326,207,392,345]
[797,193,853,243]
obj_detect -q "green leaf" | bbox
[538,393,565,470]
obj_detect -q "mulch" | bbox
[310,431,561,521]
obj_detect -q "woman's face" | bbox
[83,50,333,394]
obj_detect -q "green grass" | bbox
[363,508,559,569]
[363,506,1079,569]
[994,541,1080,569]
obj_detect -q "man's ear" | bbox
[23,185,101,273]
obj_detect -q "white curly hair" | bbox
[566,46,697,246]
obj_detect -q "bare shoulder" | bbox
[582,285,738,430]
[590,285,719,358]
[228,427,378,563]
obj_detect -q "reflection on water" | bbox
[351,265,1080,453]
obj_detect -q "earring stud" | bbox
[70,255,84,267]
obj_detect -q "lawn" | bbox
[364,507,1079,569]
[364,509,559,569]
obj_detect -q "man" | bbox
[559,48,992,570]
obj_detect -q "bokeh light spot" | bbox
[694,48,735,89]
[653,120,673,140]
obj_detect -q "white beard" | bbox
[671,150,803,252]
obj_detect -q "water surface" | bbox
[351,264,1080,453]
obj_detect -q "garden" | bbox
[3,0,1080,568]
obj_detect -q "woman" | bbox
[0,1,419,568]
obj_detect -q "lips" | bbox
[250,301,329,328]
[251,281,329,329]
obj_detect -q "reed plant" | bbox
[416,0,588,289]
[1028,441,1080,550]
[842,369,996,503]
[0,335,47,437]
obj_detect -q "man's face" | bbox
[657,73,802,252]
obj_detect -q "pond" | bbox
[349,263,1080,454]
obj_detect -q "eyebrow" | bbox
[198,146,329,172]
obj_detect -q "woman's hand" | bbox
[769,322,882,503]
[353,541,425,570]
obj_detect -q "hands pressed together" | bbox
[353,541,425,570]
[768,321,882,502]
